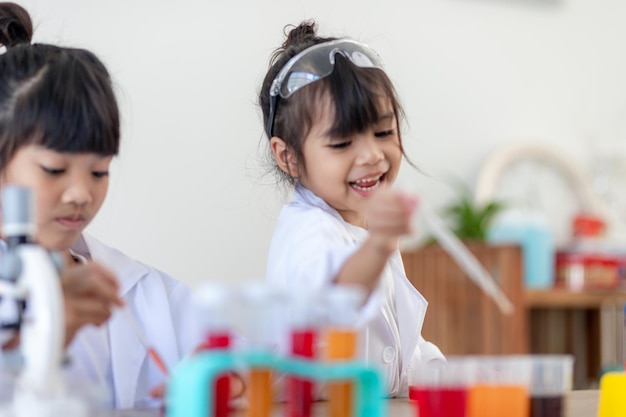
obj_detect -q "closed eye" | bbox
[329,141,352,149]
[92,171,109,179]
[374,129,395,138]
[40,165,65,175]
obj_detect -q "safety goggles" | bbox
[266,39,385,138]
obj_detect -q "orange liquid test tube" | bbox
[327,329,357,417]
[241,284,281,417]
[246,368,272,417]
[325,285,364,417]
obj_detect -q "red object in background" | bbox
[203,333,231,417]
[555,212,626,290]
[573,213,605,238]
[287,329,316,417]
[555,251,626,290]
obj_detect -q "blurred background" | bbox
[16,0,626,289]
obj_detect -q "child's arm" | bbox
[334,187,416,296]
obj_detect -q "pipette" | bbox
[420,199,514,315]
[121,306,169,375]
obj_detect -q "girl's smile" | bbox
[293,98,402,227]
[349,172,387,197]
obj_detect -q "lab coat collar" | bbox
[294,183,344,220]
[73,234,149,296]
[73,234,151,408]
[294,184,368,239]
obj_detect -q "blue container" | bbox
[488,212,554,289]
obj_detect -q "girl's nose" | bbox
[62,181,93,206]
[356,135,384,165]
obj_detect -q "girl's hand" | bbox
[61,262,124,346]
[1,332,20,351]
[365,186,417,255]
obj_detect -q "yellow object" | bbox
[597,372,626,417]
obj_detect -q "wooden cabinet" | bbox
[402,244,626,389]
[401,243,527,355]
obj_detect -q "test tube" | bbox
[240,283,280,417]
[325,285,364,417]
[194,283,233,417]
[287,291,320,417]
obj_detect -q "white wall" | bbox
[15,0,626,288]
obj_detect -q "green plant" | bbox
[442,191,505,240]
[425,180,505,244]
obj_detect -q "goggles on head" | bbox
[266,39,385,138]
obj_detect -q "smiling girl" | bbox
[260,21,445,396]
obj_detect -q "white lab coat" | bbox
[266,184,445,397]
[65,234,202,409]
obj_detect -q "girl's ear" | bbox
[270,136,300,178]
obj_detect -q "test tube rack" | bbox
[166,350,385,417]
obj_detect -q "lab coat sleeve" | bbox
[284,218,357,292]
[417,335,446,364]
[283,216,382,324]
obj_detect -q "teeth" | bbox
[354,175,381,184]
[351,177,382,191]
[352,181,381,191]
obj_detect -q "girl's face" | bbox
[296,98,402,227]
[0,144,112,251]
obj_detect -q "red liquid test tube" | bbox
[204,332,231,417]
[287,329,316,417]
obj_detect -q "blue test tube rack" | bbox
[166,350,385,417]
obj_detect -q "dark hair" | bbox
[0,2,119,171]
[258,21,409,185]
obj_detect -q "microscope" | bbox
[0,186,86,417]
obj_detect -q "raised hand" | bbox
[61,261,124,346]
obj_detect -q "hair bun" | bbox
[0,2,33,49]
[282,20,318,49]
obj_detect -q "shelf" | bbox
[525,288,626,389]
[525,289,626,308]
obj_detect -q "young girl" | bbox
[0,2,225,408]
[259,21,445,397]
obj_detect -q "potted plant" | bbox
[423,181,505,244]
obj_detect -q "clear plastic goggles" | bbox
[266,39,384,138]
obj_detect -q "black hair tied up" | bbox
[0,2,32,49]
[0,2,120,170]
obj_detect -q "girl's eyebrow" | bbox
[378,113,395,122]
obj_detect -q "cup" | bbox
[408,357,472,417]
[466,356,531,417]
[528,355,573,417]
